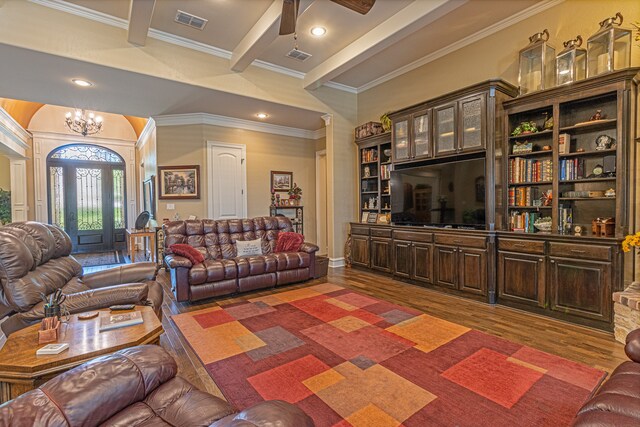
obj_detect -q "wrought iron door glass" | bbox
[76,168,103,231]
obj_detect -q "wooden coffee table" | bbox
[0,306,163,403]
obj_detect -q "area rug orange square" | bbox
[172,284,605,427]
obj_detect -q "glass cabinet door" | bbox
[459,95,485,152]
[392,118,410,162]
[412,110,430,159]
[434,103,457,156]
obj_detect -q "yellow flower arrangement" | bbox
[622,232,640,252]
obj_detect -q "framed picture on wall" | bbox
[271,171,293,192]
[143,176,156,218]
[158,165,200,199]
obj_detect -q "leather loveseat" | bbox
[572,328,640,426]
[164,217,318,302]
[0,345,314,427]
[0,222,163,338]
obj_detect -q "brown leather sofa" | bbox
[572,328,640,426]
[0,345,314,426]
[0,222,163,337]
[163,217,319,302]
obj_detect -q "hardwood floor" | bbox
[156,266,628,402]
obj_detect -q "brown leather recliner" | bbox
[163,217,319,302]
[0,344,314,426]
[572,328,640,426]
[0,222,163,338]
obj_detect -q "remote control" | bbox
[109,304,135,311]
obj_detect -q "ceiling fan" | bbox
[279,0,376,35]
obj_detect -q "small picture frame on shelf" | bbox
[367,213,378,223]
[361,212,368,223]
[377,214,389,224]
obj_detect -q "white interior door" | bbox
[207,142,247,219]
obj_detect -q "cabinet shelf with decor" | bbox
[355,132,392,222]
[269,206,303,234]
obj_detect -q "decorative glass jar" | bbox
[518,29,555,95]
[556,36,586,86]
[587,13,632,77]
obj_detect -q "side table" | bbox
[127,229,156,263]
[0,306,162,403]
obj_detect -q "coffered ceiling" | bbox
[0,0,559,131]
[58,0,544,90]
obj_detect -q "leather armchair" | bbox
[0,345,314,427]
[572,328,640,426]
[0,222,163,338]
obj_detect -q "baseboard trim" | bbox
[329,257,345,268]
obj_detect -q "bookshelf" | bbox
[356,132,392,222]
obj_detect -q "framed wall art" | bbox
[158,165,200,199]
[271,171,293,192]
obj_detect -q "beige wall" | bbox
[155,124,320,242]
[358,0,640,123]
[0,155,10,190]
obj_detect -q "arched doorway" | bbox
[47,144,126,253]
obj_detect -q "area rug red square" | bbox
[172,284,605,427]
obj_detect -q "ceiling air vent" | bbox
[286,48,312,62]
[175,10,208,30]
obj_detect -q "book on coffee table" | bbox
[99,311,143,332]
[36,343,69,355]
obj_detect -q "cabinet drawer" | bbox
[371,228,392,238]
[351,225,370,236]
[394,230,433,243]
[499,238,545,255]
[435,234,486,248]
[549,242,611,261]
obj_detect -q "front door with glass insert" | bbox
[47,145,126,253]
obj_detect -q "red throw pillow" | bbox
[275,232,304,253]
[170,243,205,265]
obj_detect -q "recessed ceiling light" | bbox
[310,26,326,37]
[256,113,269,119]
[72,79,93,87]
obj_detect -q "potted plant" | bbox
[0,188,10,225]
[288,183,302,205]
[511,121,539,136]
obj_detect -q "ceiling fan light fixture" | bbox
[72,79,93,87]
[310,26,326,37]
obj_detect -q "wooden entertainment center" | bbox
[352,69,639,331]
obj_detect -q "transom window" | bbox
[49,144,123,163]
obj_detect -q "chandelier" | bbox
[64,109,103,136]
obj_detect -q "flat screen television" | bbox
[390,158,486,228]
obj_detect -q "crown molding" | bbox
[0,107,30,147]
[154,113,325,140]
[30,0,128,29]
[135,118,156,149]
[357,0,565,93]
[30,130,136,146]
[324,81,358,94]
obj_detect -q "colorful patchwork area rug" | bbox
[172,284,605,427]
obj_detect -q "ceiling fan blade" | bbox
[330,0,376,15]
[279,0,299,35]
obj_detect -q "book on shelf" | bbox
[558,133,570,154]
[99,311,143,332]
[509,211,539,233]
[509,157,553,183]
[558,205,573,234]
[361,149,378,163]
[560,158,585,180]
[380,164,391,180]
[508,187,539,207]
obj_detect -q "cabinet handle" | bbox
[571,250,586,254]
[539,258,543,262]
[453,239,463,244]
[550,260,555,264]
[514,243,526,248]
